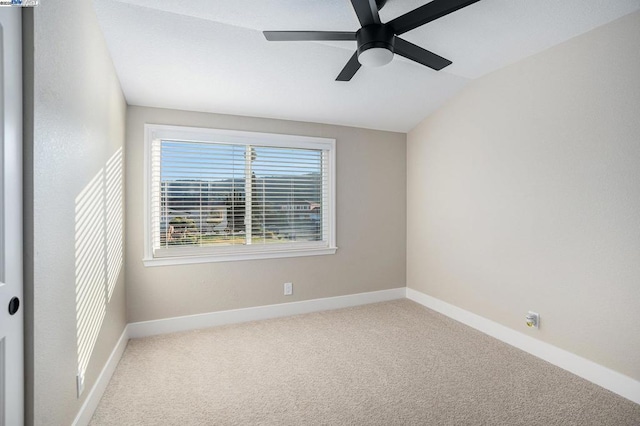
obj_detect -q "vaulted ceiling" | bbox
[94,0,640,132]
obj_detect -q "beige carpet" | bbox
[90,300,640,425]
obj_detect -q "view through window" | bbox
[145,125,336,264]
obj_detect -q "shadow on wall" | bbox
[74,148,124,381]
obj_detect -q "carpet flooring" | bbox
[90,300,640,425]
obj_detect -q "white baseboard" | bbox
[128,287,406,339]
[72,326,130,426]
[72,286,638,426]
[406,288,640,405]
[71,288,405,424]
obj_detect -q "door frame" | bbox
[0,7,24,426]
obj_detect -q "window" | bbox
[144,124,336,266]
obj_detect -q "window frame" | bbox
[143,124,337,266]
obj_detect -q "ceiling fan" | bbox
[264,0,481,81]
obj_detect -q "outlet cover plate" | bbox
[526,311,540,329]
[284,282,293,296]
[77,373,85,397]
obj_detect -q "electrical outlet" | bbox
[525,311,540,329]
[77,373,85,397]
[284,282,293,296]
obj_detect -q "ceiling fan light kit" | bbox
[263,0,481,81]
[356,25,395,67]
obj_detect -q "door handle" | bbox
[8,297,20,315]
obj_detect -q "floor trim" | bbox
[128,288,407,339]
[74,286,640,425]
[406,287,640,405]
[75,288,405,424]
[73,326,130,426]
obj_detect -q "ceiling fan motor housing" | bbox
[356,25,395,66]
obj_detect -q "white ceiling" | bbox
[93,0,640,132]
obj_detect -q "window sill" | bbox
[143,246,338,267]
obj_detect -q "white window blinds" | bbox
[145,125,336,264]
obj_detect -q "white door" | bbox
[0,7,23,426]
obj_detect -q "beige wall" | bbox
[126,106,406,322]
[407,11,640,380]
[23,0,127,424]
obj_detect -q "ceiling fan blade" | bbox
[350,0,381,26]
[389,0,482,35]
[336,52,361,81]
[394,37,452,71]
[264,31,356,41]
